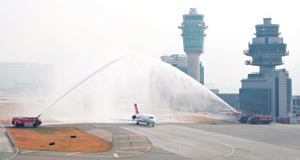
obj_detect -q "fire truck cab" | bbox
[12,117,42,128]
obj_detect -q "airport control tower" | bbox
[179,8,207,81]
[244,18,288,72]
[240,18,292,119]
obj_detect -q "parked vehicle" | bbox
[238,115,272,124]
[12,117,42,128]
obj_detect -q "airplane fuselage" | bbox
[136,113,156,127]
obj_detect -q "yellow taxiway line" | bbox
[113,153,119,158]
[20,150,35,154]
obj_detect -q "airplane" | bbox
[132,103,156,127]
[118,104,158,127]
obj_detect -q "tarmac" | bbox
[1,122,300,160]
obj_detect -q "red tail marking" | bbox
[134,103,139,115]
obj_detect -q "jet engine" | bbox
[132,115,136,120]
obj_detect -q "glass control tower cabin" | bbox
[244,18,288,72]
[178,8,207,82]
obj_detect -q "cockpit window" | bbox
[149,117,154,119]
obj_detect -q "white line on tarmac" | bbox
[20,150,35,154]
[115,135,142,137]
[115,151,143,153]
[66,152,81,156]
[121,147,149,149]
[115,140,146,142]
[6,147,19,160]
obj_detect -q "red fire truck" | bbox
[237,115,272,124]
[247,116,272,124]
[12,117,42,128]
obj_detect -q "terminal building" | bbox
[239,18,292,120]
[292,96,300,115]
[161,54,204,85]
[0,62,53,94]
[178,8,207,82]
[216,93,239,110]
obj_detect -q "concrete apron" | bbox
[0,121,17,160]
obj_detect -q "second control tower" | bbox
[179,8,207,81]
[240,18,292,119]
[244,18,288,72]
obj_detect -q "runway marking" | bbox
[213,142,235,160]
[115,135,142,137]
[116,140,146,142]
[115,151,143,153]
[66,152,81,155]
[20,150,35,154]
[142,135,151,152]
[6,147,19,160]
[121,147,149,149]
[113,153,119,158]
[69,154,114,158]
[234,145,289,159]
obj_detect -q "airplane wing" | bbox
[118,119,136,121]
[110,118,136,121]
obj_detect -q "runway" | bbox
[120,122,300,159]
[5,122,300,160]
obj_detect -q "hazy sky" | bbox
[1,0,299,94]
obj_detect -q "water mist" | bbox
[40,54,236,123]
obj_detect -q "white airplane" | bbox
[132,103,156,127]
[118,104,158,127]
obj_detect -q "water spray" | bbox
[34,54,239,123]
[36,54,132,119]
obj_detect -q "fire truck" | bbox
[237,115,252,123]
[237,115,272,124]
[12,117,42,128]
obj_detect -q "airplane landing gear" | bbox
[136,122,140,125]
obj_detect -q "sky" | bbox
[1,0,300,94]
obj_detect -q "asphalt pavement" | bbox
[0,121,16,160]
[3,122,300,160]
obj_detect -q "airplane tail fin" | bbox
[134,103,139,114]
